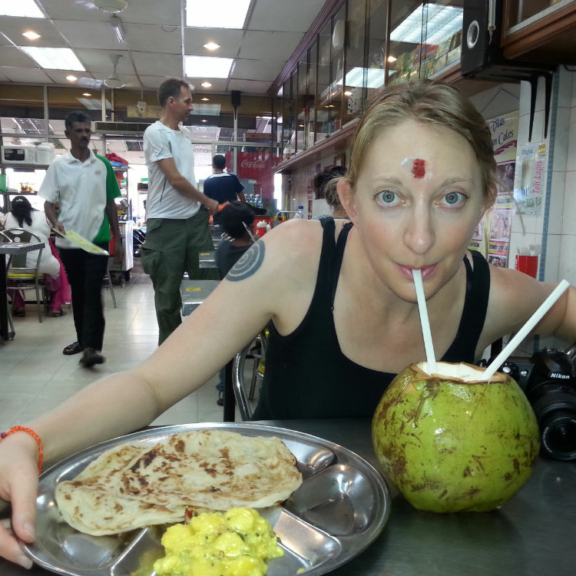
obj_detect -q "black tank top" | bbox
[252,217,491,420]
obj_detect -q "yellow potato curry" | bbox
[153,507,284,576]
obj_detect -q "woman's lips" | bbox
[396,263,438,281]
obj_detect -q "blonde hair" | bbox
[347,81,497,205]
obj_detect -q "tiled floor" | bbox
[0,266,225,432]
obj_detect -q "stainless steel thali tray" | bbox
[25,422,391,576]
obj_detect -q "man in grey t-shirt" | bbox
[142,78,218,345]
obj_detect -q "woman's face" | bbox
[342,118,487,302]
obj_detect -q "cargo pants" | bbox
[141,209,219,345]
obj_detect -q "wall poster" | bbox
[513,142,547,216]
[470,111,518,268]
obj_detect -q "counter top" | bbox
[1,418,574,575]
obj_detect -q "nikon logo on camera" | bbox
[551,373,571,379]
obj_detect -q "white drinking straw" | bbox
[483,279,571,381]
[413,269,437,374]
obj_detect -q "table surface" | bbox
[1,418,575,576]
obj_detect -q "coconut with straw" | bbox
[372,274,570,513]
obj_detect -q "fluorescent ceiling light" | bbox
[0,0,44,18]
[110,15,126,44]
[185,55,233,78]
[66,75,77,82]
[186,0,250,29]
[77,98,112,111]
[22,31,41,40]
[20,47,85,71]
[390,4,463,45]
[203,42,220,50]
[338,68,384,90]
[201,81,212,88]
[191,103,221,116]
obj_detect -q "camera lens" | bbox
[531,388,576,461]
[540,411,576,460]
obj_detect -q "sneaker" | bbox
[79,348,105,368]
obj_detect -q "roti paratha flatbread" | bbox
[55,430,302,536]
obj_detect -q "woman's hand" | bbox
[0,434,40,569]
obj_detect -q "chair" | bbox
[103,261,117,308]
[232,332,267,421]
[0,229,47,323]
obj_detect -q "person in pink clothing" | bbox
[1,196,70,317]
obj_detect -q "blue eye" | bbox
[377,191,398,205]
[443,192,465,206]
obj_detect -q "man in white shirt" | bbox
[142,78,218,344]
[40,111,122,367]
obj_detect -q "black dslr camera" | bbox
[486,345,576,461]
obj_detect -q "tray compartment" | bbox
[284,464,376,536]
[111,526,164,576]
[267,509,341,575]
[282,439,335,479]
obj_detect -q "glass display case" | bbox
[297,54,310,151]
[506,0,573,28]
[308,42,318,146]
[343,0,368,125]
[317,19,334,139]
[387,1,463,86]
[366,0,388,103]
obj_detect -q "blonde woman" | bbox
[1,81,575,568]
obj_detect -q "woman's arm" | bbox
[479,265,576,352]
[0,219,322,566]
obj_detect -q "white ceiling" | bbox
[0,0,327,94]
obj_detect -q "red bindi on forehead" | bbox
[412,159,426,179]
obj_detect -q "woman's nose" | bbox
[403,211,435,255]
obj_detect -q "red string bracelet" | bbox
[0,426,44,474]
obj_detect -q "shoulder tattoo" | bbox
[226,242,265,282]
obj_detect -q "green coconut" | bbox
[372,362,540,513]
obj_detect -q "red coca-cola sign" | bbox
[225,151,279,198]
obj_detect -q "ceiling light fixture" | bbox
[387,55,397,63]
[344,90,353,96]
[83,92,92,96]
[201,81,212,88]
[110,15,126,44]
[66,75,78,82]
[92,0,128,13]
[22,31,41,40]
[201,97,209,101]
[186,0,250,29]
[20,47,86,71]
[201,119,207,123]
[1,1,45,18]
[203,42,220,50]
[185,56,233,78]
